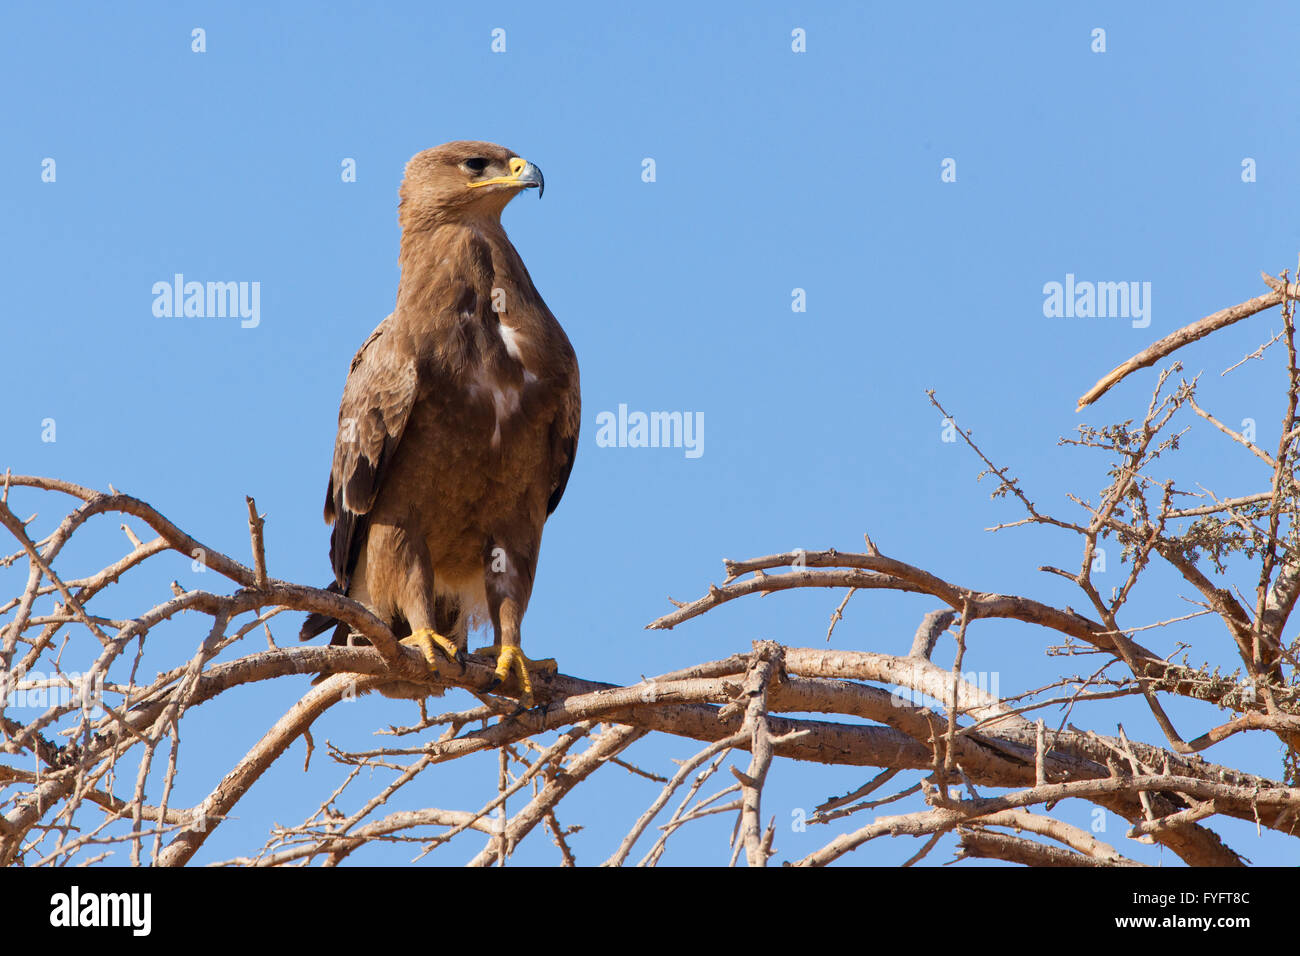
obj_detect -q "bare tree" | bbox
[3,268,1299,867]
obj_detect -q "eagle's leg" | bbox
[478,593,554,709]
[386,528,464,675]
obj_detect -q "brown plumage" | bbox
[300,141,580,705]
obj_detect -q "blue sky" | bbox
[2,1,1298,865]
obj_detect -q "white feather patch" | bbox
[468,365,522,447]
[498,323,527,362]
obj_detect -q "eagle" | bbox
[299,141,580,708]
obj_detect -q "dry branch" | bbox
[1076,273,1298,410]
[3,267,1300,866]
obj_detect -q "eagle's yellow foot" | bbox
[477,645,557,709]
[400,628,463,674]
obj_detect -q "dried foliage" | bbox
[3,269,1300,867]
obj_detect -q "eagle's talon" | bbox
[509,689,541,714]
[470,644,554,710]
[400,628,462,675]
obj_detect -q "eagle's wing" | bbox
[546,363,581,516]
[323,313,420,591]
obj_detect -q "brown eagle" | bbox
[299,141,580,707]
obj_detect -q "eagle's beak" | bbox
[513,159,544,198]
[467,158,545,198]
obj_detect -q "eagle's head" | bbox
[399,140,543,227]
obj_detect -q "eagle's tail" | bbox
[299,581,350,644]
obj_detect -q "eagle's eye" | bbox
[463,158,489,174]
